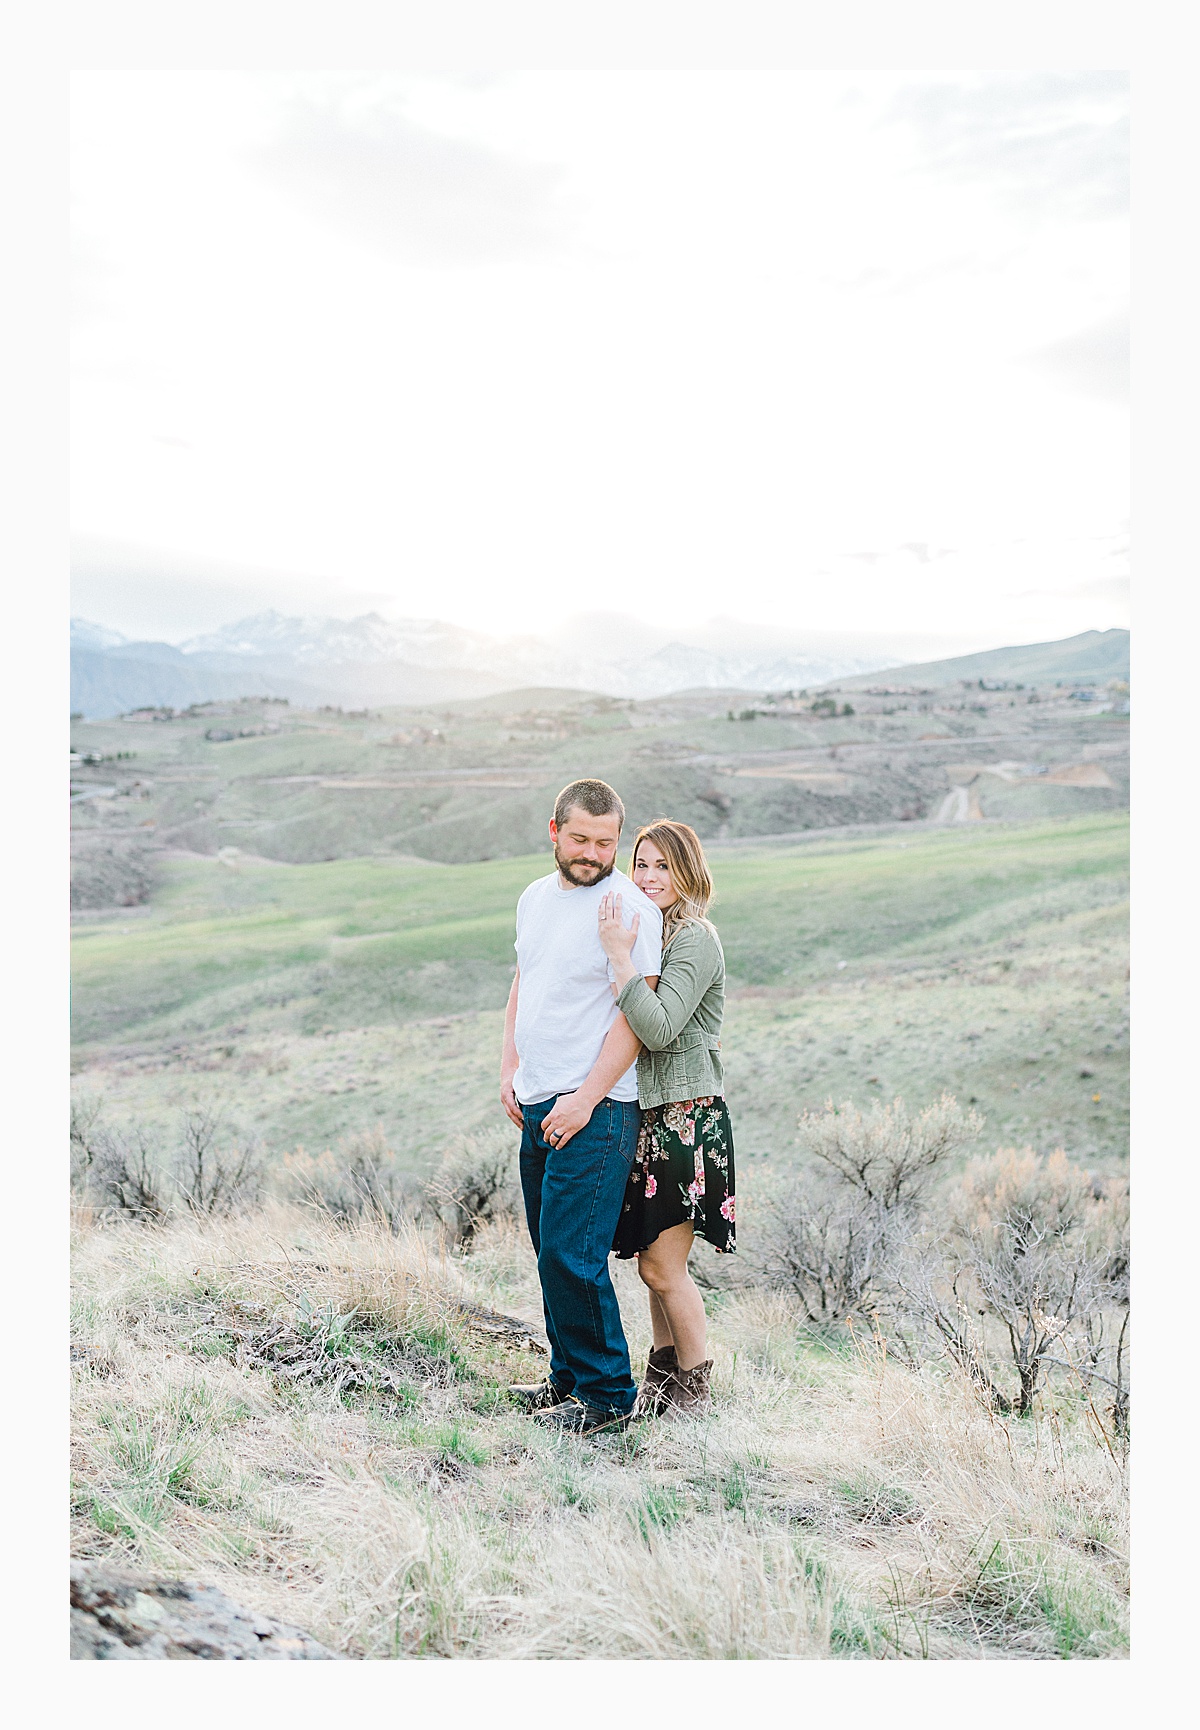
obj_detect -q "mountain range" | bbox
[69,610,1130,720]
[70,610,902,718]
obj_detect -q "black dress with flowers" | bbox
[612,1095,736,1258]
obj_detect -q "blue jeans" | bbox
[519,1096,641,1415]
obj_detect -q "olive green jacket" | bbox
[615,919,725,1110]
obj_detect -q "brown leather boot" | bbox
[636,1345,678,1415]
[662,1358,713,1416]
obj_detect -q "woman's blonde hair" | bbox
[629,820,715,943]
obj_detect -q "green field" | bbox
[73,812,1129,1173]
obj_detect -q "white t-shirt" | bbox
[512,868,664,1105]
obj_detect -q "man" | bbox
[500,777,662,1434]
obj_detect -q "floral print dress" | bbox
[612,1096,736,1258]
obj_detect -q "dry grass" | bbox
[70,1202,1128,1660]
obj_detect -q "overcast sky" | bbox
[71,70,1128,648]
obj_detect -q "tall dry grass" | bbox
[70,1201,1128,1659]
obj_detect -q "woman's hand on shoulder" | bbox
[597,892,639,962]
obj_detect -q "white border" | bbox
[6,0,1190,1718]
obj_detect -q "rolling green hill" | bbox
[70,667,1128,870]
[72,813,1129,1170]
[832,629,1129,691]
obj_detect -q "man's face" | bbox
[550,805,621,887]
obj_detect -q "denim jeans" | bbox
[519,1095,641,1415]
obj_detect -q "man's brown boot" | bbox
[635,1345,678,1416]
[662,1358,713,1416]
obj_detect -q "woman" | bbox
[597,820,735,1417]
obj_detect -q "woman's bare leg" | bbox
[636,1222,708,1369]
[646,1289,673,1351]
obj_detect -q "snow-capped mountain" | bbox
[70,607,925,717]
[71,618,130,651]
[175,609,884,695]
[180,611,494,669]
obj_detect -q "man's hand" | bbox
[500,1071,523,1129]
[540,1091,595,1149]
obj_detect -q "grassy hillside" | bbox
[70,1202,1128,1659]
[834,629,1129,692]
[73,813,1129,1171]
[70,673,1128,867]
[71,809,1129,1660]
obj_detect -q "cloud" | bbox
[1022,307,1129,404]
[252,95,571,265]
[1009,574,1129,610]
[1074,575,1130,605]
[887,73,1128,221]
[70,535,397,642]
[849,543,956,567]
[897,542,955,565]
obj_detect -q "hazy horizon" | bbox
[70,535,1047,668]
[70,564,1125,673]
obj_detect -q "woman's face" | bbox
[633,842,679,912]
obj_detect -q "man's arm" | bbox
[499,969,523,1127]
[539,1008,647,1147]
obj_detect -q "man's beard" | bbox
[555,844,615,888]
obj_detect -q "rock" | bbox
[70,1560,343,1660]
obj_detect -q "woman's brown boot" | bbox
[662,1358,713,1416]
[636,1345,678,1415]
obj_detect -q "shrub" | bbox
[72,1104,265,1222]
[70,838,158,910]
[84,1123,171,1222]
[1088,1176,1130,1434]
[283,1126,418,1232]
[798,1093,983,1212]
[426,1125,521,1248]
[747,1096,982,1332]
[174,1109,265,1217]
[749,1168,892,1328]
[895,1148,1122,1420]
[952,1149,1099,1416]
[71,1097,106,1194]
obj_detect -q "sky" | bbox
[70,70,1129,649]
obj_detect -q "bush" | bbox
[71,838,158,910]
[71,1104,263,1222]
[798,1093,983,1212]
[954,1148,1099,1415]
[80,1121,171,1222]
[173,1108,265,1216]
[749,1167,892,1328]
[71,1097,105,1194]
[895,1148,1124,1421]
[283,1126,418,1232]
[1086,1176,1130,1433]
[747,1096,982,1332]
[426,1125,521,1248]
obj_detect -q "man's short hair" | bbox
[553,778,625,832]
